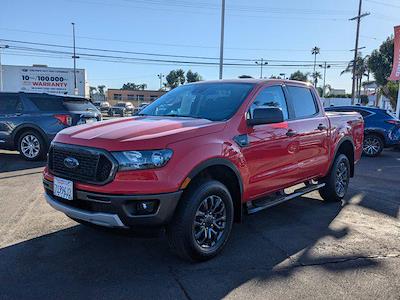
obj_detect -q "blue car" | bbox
[0,92,101,161]
[325,106,400,156]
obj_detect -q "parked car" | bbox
[43,79,363,261]
[133,102,150,114]
[108,102,134,117]
[325,106,400,156]
[0,92,101,161]
[93,101,111,114]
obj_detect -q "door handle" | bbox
[317,124,327,131]
[286,129,297,137]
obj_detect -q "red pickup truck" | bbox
[43,79,363,261]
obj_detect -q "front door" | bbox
[241,85,299,200]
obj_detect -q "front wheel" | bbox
[319,154,350,202]
[166,180,234,262]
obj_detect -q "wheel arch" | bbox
[184,158,244,223]
[13,124,49,148]
[364,130,386,147]
[331,137,355,177]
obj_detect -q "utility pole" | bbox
[311,46,320,87]
[157,73,164,89]
[71,22,79,95]
[0,45,9,92]
[319,62,331,97]
[219,0,225,80]
[349,0,369,104]
[255,58,268,78]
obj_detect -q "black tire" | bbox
[17,130,47,161]
[166,180,234,262]
[319,154,350,202]
[363,134,384,157]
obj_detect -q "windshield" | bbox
[115,103,126,107]
[139,82,254,121]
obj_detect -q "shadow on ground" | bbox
[0,151,45,173]
[0,196,379,299]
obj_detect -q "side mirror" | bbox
[247,107,284,126]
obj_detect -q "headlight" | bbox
[112,149,173,171]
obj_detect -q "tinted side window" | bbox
[28,95,66,111]
[250,86,289,120]
[287,86,318,118]
[0,94,21,114]
[357,109,372,118]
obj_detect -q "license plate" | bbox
[53,177,73,200]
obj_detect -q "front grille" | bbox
[48,144,116,184]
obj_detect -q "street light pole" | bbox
[219,0,225,80]
[319,62,331,98]
[157,73,164,89]
[71,22,79,95]
[255,58,268,78]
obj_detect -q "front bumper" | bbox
[43,178,182,228]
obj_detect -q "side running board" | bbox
[246,182,326,214]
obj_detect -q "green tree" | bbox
[97,85,106,95]
[311,71,322,86]
[186,70,202,82]
[89,86,97,97]
[289,70,308,82]
[121,82,147,90]
[166,69,186,89]
[368,36,398,108]
[341,53,370,98]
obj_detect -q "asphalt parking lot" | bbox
[0,149,399,299]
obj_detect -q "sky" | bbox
[1,0,399,92]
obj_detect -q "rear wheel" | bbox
[363,134,383,157]
[166,180,234,262]
[18,131,46,161]
[319,154,350,202]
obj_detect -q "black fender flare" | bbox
[328,136,355,177]
[186,158,244,197]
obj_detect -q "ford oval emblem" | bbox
[64,157,79,169]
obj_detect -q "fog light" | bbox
[135,200,158,215]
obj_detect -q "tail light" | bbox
[385,120,400,126]
[54,114,72,126]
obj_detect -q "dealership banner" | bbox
[1,65,88,97]
[389,25,400,81]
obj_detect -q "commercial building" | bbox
[107,89,166,106]
[0,64,89,97]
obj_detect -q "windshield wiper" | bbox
[165,114,210,120]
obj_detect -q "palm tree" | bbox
[311,71,322,87]
[341,54,370,99]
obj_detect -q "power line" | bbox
[0,28,353,53]
[0,38,350,64]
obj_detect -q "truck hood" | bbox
[54,116,226,151]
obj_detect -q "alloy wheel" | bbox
[335,160,349,197]
[192,195,226,250]
[363,137,381,156]
[20,134,40,158]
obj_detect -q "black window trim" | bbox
[246,84,292,121]
[285,84,321,120]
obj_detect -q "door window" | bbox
[249,86,289,120]
[287,86,318,118]
[0,94,21,114]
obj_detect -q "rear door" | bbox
[0,93,24,148]
[242,84,299,199]
[285,85,330,180]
